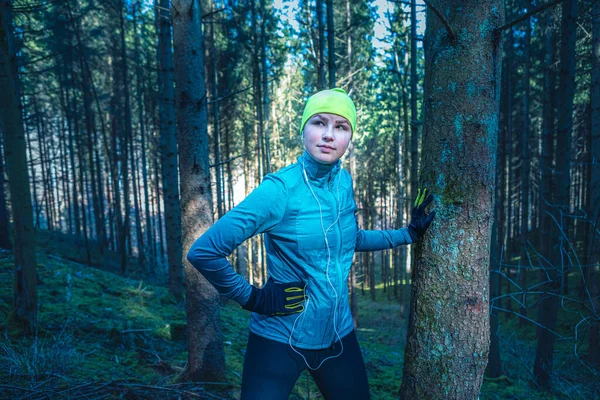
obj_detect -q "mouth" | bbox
[318,144,336,151]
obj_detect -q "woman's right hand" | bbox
[242,277,307,316]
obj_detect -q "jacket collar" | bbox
[298,150,341,187]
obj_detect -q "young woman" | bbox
[186,88,435,400]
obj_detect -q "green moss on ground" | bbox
[0,251,597,399]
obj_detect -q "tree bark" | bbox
[399,1,503,397]
[0,0,38,330]
[171,0,225,381]
[157,0,183,301]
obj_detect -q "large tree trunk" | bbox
[0,0,38,330]
[589,0,600,366]
[533,0,577,390]
[157,0,183,301]
[171,0,225,381]
[399,1,503,398]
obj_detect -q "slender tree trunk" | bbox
[260,0,271,175]
[326,0,335,88]
[171,0,225,381]
[36,102,52,230]
[154,147,165,261]
[25,120,39,229]
[394,50,407,313]
[118,0,133,272]
[0,133,11,249]
[209,9,223,219]
[486,58,507,378]
[157,0,183,299]
[59,82,73,234]
[134,0,153,271]
[400,1,503,397]
[317,0,326,90]
[346,0,358,327]
[589,0,600,366]
[518,1,532,326]
[129,117,145,269]
[533,0,578,390]
[504,27,514,314]
[0,0,37,329]
[75,99,92,265]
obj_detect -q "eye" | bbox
[336,124,348,130]
[313,120,325,126]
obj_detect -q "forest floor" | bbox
[0,248,598,399]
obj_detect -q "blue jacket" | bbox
[186,151,413,349]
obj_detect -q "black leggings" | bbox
[240,330,371,400]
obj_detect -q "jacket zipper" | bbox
[329,176,343,349]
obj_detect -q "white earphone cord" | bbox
[289,161,344,370]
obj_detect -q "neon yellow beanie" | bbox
[299,88,357,136]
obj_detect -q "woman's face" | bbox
[302,113,353,164]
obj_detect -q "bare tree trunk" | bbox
[399,1,503,397]
[326,0,335,88]
[0,0,37,330]
[394,50,407,314]
[75,97,92,265]
[533,0,578,390]
[346,0,358,327]
[0,134,11,249]
[157,0,183,300]
[118,0,133,272]
[59,82,73,234]
[25,120,39,229]
[260,0,271,175]
[317,0,326,90]
[486,56,508,378]
[589,0,600,366]
[209,1,223,219]
[171,0,225,381]
[133,0,153,271]
[504,26,514,314]
[518,0,533,326]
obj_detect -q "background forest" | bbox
[0,0,598,399]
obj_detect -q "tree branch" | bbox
[494,0,562,33]
[422,0,457,44]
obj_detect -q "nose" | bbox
[322,125,334,141]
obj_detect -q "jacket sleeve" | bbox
[347,175,413,252]
[186,174,287,306]
[355,225,413,252]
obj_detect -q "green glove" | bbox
[408,188,436,242]
[242,277,307,316]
